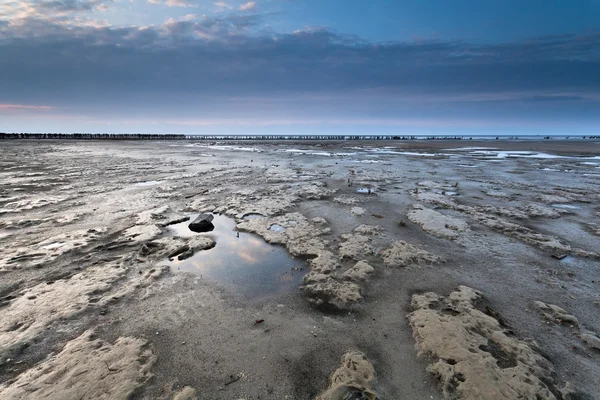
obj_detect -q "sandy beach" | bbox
[0,139,599,399]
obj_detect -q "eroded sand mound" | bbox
[534,301,600,350]
[0,227,108,271]
[315,351,378,400]
[0,330,155,400]
[412,187,599,258]
[238,215,380,310]
[339,233,374,260]
[407,286,570,400]
[407,204,469,239]
[0,262,126,351]
[379,240,440,268]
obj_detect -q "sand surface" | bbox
[0,139,599,399]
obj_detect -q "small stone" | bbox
[188,213,215,233]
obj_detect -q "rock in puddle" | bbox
[188,213,215,233]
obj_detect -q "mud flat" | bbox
[0,139,599,399]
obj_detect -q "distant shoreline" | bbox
[1,133,599,141]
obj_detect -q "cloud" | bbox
[146,0,196,7]
[0,14,598,111]
[214,1,232,9]
[0,0,113,30]
[35,0,111,13]
[0,104,53,110]
[165,0,196,7]
[239,1,255,11]
[0,0,113,20]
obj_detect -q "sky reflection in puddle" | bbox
[168,214,304,297]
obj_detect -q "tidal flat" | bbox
[0,139,599,399]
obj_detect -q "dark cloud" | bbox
[0,14,599,106]
[35,0,111,13]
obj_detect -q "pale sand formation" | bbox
[0,261,126,351]
[315,351,378,400]
[236,214,378,309]
[0,260,167,354]
[408,286,572,400]
[0,330,155,399]
[173,386,198,400]
[407,204,469,239]
[412,183,600,258]
[379,240,441,268]
[338,233,375,260]
[534,301,600,350]
[341,261,374,281]
[0,140,599,399]
[0,227,108,271]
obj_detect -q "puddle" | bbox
[282,149,332,156]
[41,242,65,250]
[135,180,161,187]
[364,149,439,157]
[446,147,497,151]
[242,213,266,220]
[558,255,593,269]
[268,224,286,232]
[433,189,458,196]
[203,145,261,152]
[167,214,304,297]
[356,187,376,194]
[552,204,580,210]
[349,159,383,163]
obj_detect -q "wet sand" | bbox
[0,140,599,399]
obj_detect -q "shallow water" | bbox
[135,180,161,187]
[432,189,458,196]
[168,214,304,297]
[268,223,286,232]
[552,204,580,209]
[242,213,266,220]
[356,187,376,194]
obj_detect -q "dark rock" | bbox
[189,213,215,233]
[139,241,160,256]
[177,248,195,261]
[168,245,190,259]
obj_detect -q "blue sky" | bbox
[0,0,599,135]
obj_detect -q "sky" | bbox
[0,0,599,135]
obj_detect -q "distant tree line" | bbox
[0,133,187,140]
[0,133,598,141]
